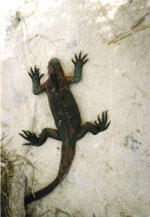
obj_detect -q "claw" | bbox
[36,71,39,76]
[28,72,32,78]
[83,59,89,64]
[22,130,30,136]
[101,112,104,123]
[72,59,75,64]
[26,130,32,134]
[97,114,100,123]
[94,120,98,127]
[23,143,32,146]
[103,111,108,124]
[82,53,88,61]
[106,121,111,129]
[105,111,108,123]
[75,53,78,60]
[39,74,44,79]
[79,51,81,59]
[19,133,28,140]
[35,66,39,75]
[30,67,34,74]
[102,111,108,123]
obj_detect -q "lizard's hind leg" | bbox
[77,111,110,140]
[19,128,60,146]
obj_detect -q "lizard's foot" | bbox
[77,111,110,139]
[28,65,44,82]
[94,111,110,133]
[72,51,89,67]
[19,130,39,146]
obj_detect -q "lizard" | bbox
[19,52,110,205]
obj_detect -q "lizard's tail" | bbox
[25,142,75,205]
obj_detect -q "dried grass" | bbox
[1,144,14,217]
[1,139,37,217]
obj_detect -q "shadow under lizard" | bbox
[20,52,110,205]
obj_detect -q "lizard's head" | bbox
[48,58,62,77]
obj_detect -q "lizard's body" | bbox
[20,52,110,205]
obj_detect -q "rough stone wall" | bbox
[1,0,150,216]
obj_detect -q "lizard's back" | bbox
[46,73,81,142]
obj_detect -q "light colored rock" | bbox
[8,164,26,217]
[1,0,150,216]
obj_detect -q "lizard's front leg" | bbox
[66,52,88,84]
[19,128,60,146]
[28,66,45,95]
[77,111,110,140]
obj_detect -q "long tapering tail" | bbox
[25,142,75,205]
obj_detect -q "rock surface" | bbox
[1,0,150,216]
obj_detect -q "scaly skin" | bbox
[19,52,110,205]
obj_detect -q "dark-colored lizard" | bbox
[19,52,110,205]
